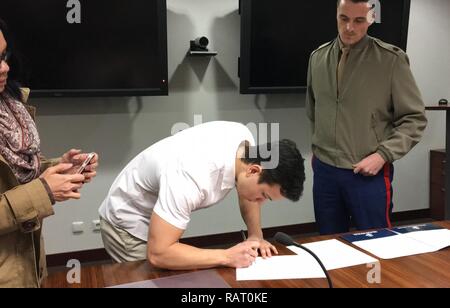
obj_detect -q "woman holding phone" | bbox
[0,19,99,287]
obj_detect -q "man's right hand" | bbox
[40,163,85,202]
[224,240,260,268]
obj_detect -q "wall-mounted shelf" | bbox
[188,50,218,56]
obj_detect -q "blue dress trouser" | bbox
[312,157,394,235]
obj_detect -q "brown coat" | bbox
[0,88,58,287]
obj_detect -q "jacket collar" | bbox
[336,34,370,51]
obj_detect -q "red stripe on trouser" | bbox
[383,164,392,228]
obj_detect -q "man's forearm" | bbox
[239,198,263,239]
[148,242,228,270]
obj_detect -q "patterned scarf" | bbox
[0,94,41,184]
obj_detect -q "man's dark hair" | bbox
[337,0,370,7]
[241,139,305,202]
[0,18,23,102]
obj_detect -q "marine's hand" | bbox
[353,153,386,176]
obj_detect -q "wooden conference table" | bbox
[42,221,450,288]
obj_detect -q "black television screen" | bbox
[239,0,411,94]
[0,0,168,97]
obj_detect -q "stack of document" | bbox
[340,223,450,259]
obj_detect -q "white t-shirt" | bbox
[98,121,256,241]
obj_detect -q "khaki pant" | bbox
[100,217,147,263]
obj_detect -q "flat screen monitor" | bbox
[0,0,168,97]
[239,0,411,94]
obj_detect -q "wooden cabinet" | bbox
[430,149,446,220]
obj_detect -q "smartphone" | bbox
[76,153,95,174]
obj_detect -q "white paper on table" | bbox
[352,234,435,259]
[403,229,450,251]
[341,224,450,260]
[236,255,325,281]
[287,239,378,270]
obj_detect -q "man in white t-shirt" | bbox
[99,121,305,270]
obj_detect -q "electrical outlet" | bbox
[72,221,84,234]
[92,219,101,232]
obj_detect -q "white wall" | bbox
[35,0,449,254]
[394,0,450,211]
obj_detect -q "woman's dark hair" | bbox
[241,139,306,202]
[0,18,23,102]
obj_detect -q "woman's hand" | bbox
[40,163,85,202]
[60,149,99,182]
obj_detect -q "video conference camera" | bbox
[190,36,209,51]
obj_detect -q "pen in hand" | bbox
[241,230,261,259]
[241,230,247,241]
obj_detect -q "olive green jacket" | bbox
[306,36,427,168]
[0,88,58,287]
